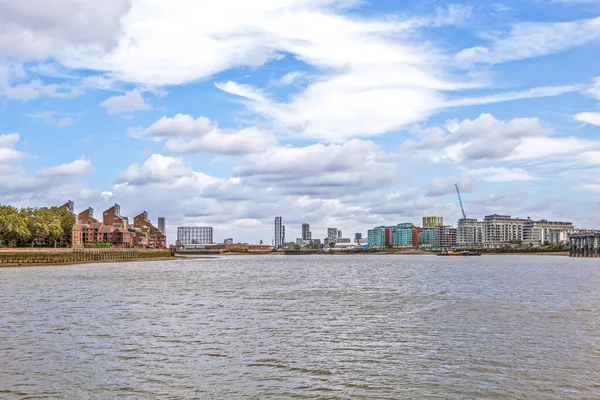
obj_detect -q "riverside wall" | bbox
[0,248,174,265]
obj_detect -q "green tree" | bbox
[0,205,29,247]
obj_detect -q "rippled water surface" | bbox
[1,255,600,399]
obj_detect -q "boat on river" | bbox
[437,250,481,256]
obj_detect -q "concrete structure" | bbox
[434,225,457,248]
[302,223,311,241]
[337,230,343,240]
[327,228,338,244]
[158,217,165,235]
[274,217,285,247]
[423,216,444,229]
[177,226,213,245]
[570,232,600,257]
[457,218,484,247]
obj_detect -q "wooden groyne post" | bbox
[569,233,600,257]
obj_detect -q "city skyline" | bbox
[1,1,600,243]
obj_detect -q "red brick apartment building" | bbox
[70,202,166,249]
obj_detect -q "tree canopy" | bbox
[0,205,75,247]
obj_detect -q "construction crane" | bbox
[455,184,467,220]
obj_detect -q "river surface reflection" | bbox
[1,255,599,399]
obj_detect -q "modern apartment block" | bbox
[274,217,285,247]
[177,226,213,245]
[457,218,484,247]
[523,219,574,246]
[434,225,457,248]
[423,216,444,229]
[392,224,413,247]
[158,217,165,235]
[337,230,342,240]
[418,229,435,246]
[457,215,573,247]
[302,223,311,241]
[327,228,338,244]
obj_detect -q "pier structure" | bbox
[569,233,600,257]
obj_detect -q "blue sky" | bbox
[1,0,600,244]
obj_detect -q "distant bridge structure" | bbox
[569,232,600,257]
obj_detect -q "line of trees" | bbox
[0,205,75,247]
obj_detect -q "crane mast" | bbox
[455,184,467,220]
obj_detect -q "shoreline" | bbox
[0,256,178,268]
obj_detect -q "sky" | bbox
[1,0,600,245]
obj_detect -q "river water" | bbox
[1,255,599,399]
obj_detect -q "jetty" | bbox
[569,233,600,257]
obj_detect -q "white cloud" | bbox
[0,133,25,164]
[138,114,276,155]
[101,90,151,115]
[468,167,538,182]
[276,71,306,86]
[117,154,205,186]
[164,127,276,155]
[38,158,94,178]
[233,139,398,197]
[140,114,213,139]
[456,16,600,64]
[57,117,77,128]
[580,184,600,192]
[0,0,131,59]
[575,112,600,126]
[407,113,551,163]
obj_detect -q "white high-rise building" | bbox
[177,226,213,245]
[457,219,484,247]
[275,217,285,247]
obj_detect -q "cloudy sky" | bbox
[1,0,600,244]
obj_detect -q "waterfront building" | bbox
[59,201,74,213]
[418,229,435,246]
[434,225,457,248]
[523,219,573,246]
[327,228,338,244]
[367,227,389,247]
[482,214,529,246]
[392,225,413,247]
[423,216,444,229]
[337,230,343,240]
[177,226,213,245]
[103,204,129,229]
[457,218,484,247]
[302,223,311,241]
[274,217,285,247]
[337,238,352,244]
[133,211,166,249]
[78,207,97,224]
[355,233,362,240]
[158,217,165,235]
